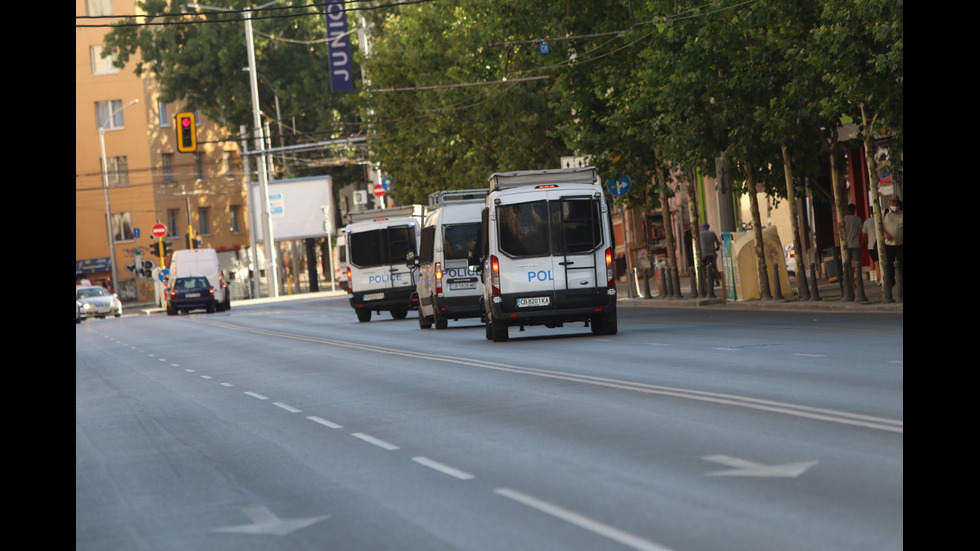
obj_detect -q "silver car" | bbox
[75,286,122,319]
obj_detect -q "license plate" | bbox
[449,282,476,290]
[363,292,385,301]
[186,293,200,298]
[517,296,550,307]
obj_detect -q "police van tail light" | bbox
[605,247,615,287]
[346,267,353,293]
[435,262,443,294]
[490,255,501,295]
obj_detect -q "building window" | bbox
[230,205,242,233]
[91,46,118,75]
[198,207,211,236]
[223,150,235,178]
[87,0,112,16]
[158,101,171,127]
[167,210,180,237]
[104,156,129,187]
[194,153,205,180]
[162,154,175,183]
[96,100,125,131]
[112,212,134,242]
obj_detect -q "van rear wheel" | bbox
[434,311,448,330]
[418,313,432,329]
[356,308,372,322]
[591,312,617,335]
[391,308,408,320]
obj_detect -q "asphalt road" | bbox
[77,295,902,551]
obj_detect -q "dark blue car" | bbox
[166,276,216,315]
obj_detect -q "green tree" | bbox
[355,1,571,205]
[103,0,361,178]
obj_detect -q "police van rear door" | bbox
[348,224,416,294]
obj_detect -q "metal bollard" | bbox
[809,262,821,301]
[772,263,783,300]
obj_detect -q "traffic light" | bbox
[193,238,203,248]
[175,112,197,153]
[158,239,173,257]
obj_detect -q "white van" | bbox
[471,167,617,341]
[334,232,348,290]
[412,189,488,329]
[166,248,231,312]
[344,205,423,322]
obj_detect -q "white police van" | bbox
[344,205,423,322]
[412,189,488,329]
[470,167,617,341]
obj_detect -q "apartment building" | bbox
[76,0,250,303]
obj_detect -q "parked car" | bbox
[166,276,216,315]
[76,285,122,319]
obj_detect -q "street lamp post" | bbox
[99,98,139,295]
[187,2,280,297]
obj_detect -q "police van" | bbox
[344,205,423,322]
[412,189,488,329]
[470,167,617,341]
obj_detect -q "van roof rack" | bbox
[488,166,598,191]
[427,189,490,206]
[345,204,423,224]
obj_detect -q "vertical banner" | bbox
[323,0,355,92]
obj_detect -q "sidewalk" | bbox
[616,271,903,313]
[124,274,902,316]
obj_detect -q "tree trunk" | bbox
[653,150,678,276]
[827,130,854,301]
[859,103,892,303]
[781,144,809,300]
[742,160,771,300]
[683,169,704,297]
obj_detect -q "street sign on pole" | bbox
[373,183,386,198]
[607,175,631,197]
[151,223,167,238]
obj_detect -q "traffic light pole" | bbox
[98,98,139,295]
[245,5,279,298]
[187,2,279,298]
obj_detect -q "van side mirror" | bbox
[467,251,482,274]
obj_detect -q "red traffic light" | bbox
[175,112,197,153]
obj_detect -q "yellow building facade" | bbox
[76,0,250,303]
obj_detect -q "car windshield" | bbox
[77,287,109,299]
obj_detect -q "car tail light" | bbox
[435,262,443,294]
[346,267,353,293]
[490,255,500,296]
[605,248,615,287]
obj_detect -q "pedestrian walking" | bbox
[882,196,903,297]
[862,213,879,284]
[699,223,721,282]
[844,204,863,286]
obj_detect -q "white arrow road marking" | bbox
[212,507,329,536]
[702,455,818,478]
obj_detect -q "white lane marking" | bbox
[273,402,302,413]
[714,347,740,351]
[203,320,903,433]
[244,391,269,400]
[220,382,234,387]
[307,416,342,429]
[185,369,196,373]
[352,432,399,450]
[201,375,213,379]
[412,457,474,480]
[494,488,676,551]
[791,353,826,358]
